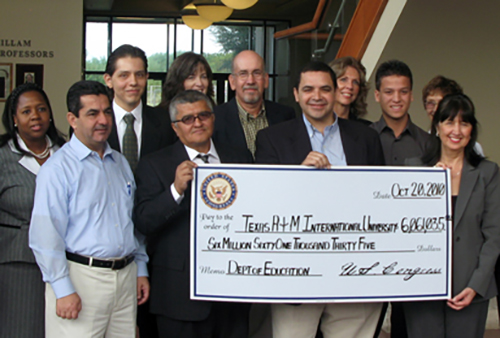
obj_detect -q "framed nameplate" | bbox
[190,165,452,303]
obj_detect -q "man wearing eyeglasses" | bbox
[213,50,295,157]
[134,90,252,337]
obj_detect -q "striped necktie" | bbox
[198,154,210,163]
[123,113,138,172]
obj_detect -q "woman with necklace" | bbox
[0,83,65,337]
[403,93,500,337]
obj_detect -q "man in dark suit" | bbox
[213,50,295,156]
[103,44,175,338]
[255,61,384,338]
[134,90,252,337]
[104,44,175,172]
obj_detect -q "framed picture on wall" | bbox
[15,64,44,88]
[0,63,13,102]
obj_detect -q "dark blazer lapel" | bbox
[225,98,248,149]
[291,118,312,163]
[172,140,190,163]
[108,115,121,152]
[338,119,360,165]
[140,107,162,157]
[265,100,287,125]
[454,160,479,228]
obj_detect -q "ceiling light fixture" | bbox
[221,0,258,10]
[196,1,233,22]
[182,3,213,30]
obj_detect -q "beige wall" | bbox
[364,0,500,163]
[0,0,83,134]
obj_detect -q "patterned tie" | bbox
[122,114,138,172]
[198,154,210,163]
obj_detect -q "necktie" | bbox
[198,154,210,163]
[123,114,138,172]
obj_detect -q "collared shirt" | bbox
[302,114,347,166]
[371,115,430,165]
[29,135,148,299]
[170,139,220,203]
[236,99,268,156]
[10,133,57,175]
[113,100,143,156]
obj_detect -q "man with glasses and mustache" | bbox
[213,50,295,157]
[134,90,252,337]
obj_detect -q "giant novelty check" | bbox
[190,165,452,303]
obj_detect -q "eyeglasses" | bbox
[425,100,438,109]
[233,70,264,80]
[173,111,213,125]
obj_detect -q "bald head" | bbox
[231,50,264,74]
[229,50,269,107]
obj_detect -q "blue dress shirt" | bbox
[302,114,347,166]
[29,135,148,299]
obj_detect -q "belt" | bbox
[66,251,134,270]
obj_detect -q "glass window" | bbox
[84,17,287,106]
[176,24,193,55]
[85,22,108,72]
[112,23,168,72]
[85,73,106,85]
[147,79,162,107]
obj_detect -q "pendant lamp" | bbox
[221,0,258,10]
[182,3,213,30]
[196,1,233,22]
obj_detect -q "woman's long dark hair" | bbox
[159,52,215,110]
[0,83,65,155]
[422,93,483,167]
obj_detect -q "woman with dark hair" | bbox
[0,83,65,337]
[403,94,500,337]
[329,56,371,125]
[159,52,215,110]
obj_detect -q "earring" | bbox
[436,131,439,137]
[14,123,17,128]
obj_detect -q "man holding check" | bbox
[134,90,252,337]
[255,61,384,338]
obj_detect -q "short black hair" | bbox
[375,60,413,91]
[295,61,337,90]
[67,80,111,117]
[105,44,148,76]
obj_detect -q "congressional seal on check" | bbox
[190,165,452,303]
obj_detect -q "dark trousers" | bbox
[402,300,488,338]
[373,302,408,338]
[156,302,250,338]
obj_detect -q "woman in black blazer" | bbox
[403,94,500,337]
[0,83,65,337]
